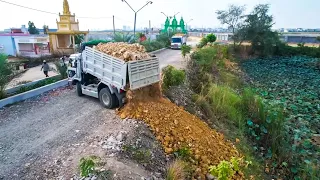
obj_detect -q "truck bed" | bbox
[82,46,160,91]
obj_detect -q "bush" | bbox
[162,65,186,90]
[206,33,217,43]
[274,42,320,58]
[197,37,208,48]
[209,157,242,180]
[181,45,191,58]
[156,32,174,47]
[0,54,13,99]
[197,34,217,48]
[140,40,166,52]
[54,61,68,79]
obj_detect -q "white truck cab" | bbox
[171,35,187,49]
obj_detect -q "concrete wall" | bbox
[0,36,16,56]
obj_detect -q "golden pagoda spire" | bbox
[63,0,71,15]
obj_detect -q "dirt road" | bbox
[0,87,165,179]
[0,49,185,180]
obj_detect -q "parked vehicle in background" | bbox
[171,34,187,49]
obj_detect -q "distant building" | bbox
[0,33,50,57]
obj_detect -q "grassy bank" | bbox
[184,44,318,179]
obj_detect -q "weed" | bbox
[219,71,243,88]
[209,160,234,180]
[209,157,243,180]
[166,160,187,180]
[207,84,244,128]
[162,65,186,90]
[174,147,192,161]
[79,156,96,177]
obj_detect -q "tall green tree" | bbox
[28,21,39,34]
[216,5,246,48]
[235,4,279,56]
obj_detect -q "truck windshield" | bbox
[171,38,182,43]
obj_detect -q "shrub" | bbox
[181,45,192,58]
[162,65,186,90]
[140,40,166,52]
[54,61,68,79]
[191,46,217,70]
[0,54,13,99]
[206,33,217,43]
[197,37,208,48]
[157,32,174,47]
[197,34,217,48]
[209,157,242,180]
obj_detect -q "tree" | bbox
[235,4,279,56]
[206,33,217,43]
[216,5,246,48]
[28,21,39,34]
[316,36,320,42]
[43,25,49,34]
[75,34,84,44]
[0,54,13,98]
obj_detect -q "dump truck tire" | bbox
[99,88,117,109]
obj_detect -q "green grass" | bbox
[207,84,244,128]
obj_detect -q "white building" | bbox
[13,35,50,57]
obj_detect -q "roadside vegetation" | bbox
[173,3,320,180]
[111,32,172,52]
[0,53,13,99]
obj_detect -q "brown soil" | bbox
[118,85,241,178]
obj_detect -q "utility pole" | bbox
[121,0,153,36]
[113,15,115,36]
[149,20,151,34]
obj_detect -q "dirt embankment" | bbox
[118,85,241,178]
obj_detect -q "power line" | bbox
[0,0,113,19]
[0,0,58,15]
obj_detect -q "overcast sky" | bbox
[0,0,319,31]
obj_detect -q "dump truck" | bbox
[67,43,160,109]
[170,34,187,49]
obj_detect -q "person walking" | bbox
[41,60,49,77]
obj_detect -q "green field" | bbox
[242,56,320,178]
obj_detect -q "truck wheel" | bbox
[76,82,83,96]
[99,88,117,109]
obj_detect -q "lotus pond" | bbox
[241,56,320,177]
